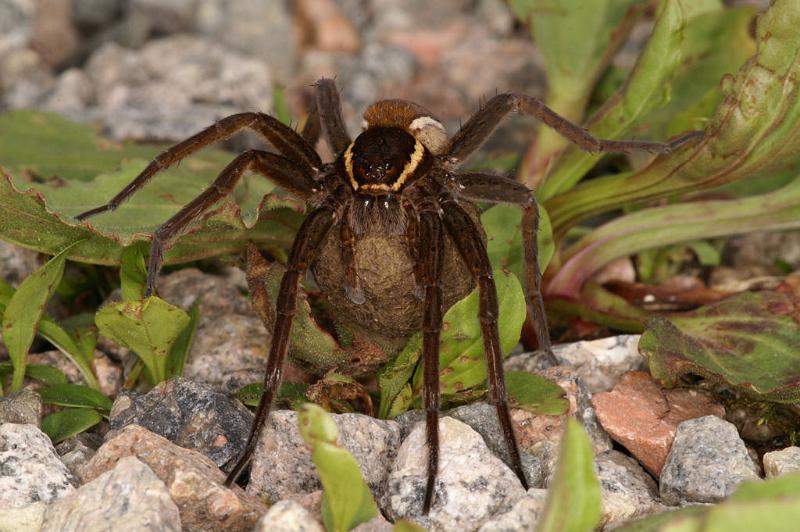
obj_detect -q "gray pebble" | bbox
[0,423,76,508]
[0,388,42,426]
[763,446,800,478]
[660,416,760,505]
[108,377,253,467]
[41,456,181,532]
[595,450,662,527]
[253,500,325,532]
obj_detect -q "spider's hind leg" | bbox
[142,150,317,296]
[441,199,530,492]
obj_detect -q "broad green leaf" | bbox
[164,302,199,379]
[298,403,378,532]
[0,362,68,386]
[392,521,426,532]
[640,283,800,402]
[378,335,422,419]
[2,241,80,391]
[509,0,647,187]
[547,0,800,235]
[548,282,648,333]
[540,0,754,199]
[548,177,800,297]
[95,296,190,384]
[0,111,304,265]
[42,407,103,444]
[536,418,601,532]
[483,203,554,279]
[410,270,526,400]
[505,371,569,415]
[37,383,113,413]
[119,245,148,301]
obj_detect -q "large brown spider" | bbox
[76,79,700,513]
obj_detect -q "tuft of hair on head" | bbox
[363,100,448,155]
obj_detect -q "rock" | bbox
[194,0,295,78]
[157,268,252,316]
[42,456,181,531]
[511,366,611,478]
[0,388,42,426]
[125,0,195,43]
[92,351,123,398]
[763,447,800,478]
[55,433,101,478]
[507,336,645,393]
[29,0,80,68]
[282,490,394,532]
[595,450,661,527]
[253,500,325,532]
[725,231,800,275]
[297,0,360,53]
[0,241,40,287]
[108,378,253,467]
[0,43,55,109]
[27,350,84,384]
[386,417,526,530]
[660,416,760,505]
[0,423,76,508]
[247,411,401,503]
[83,36,273,141]
[476,488,548,532]
[0,0,33,36]
[80,424,266,531]
[396,402,545,488]
[592,371,726,476]
[0,502,47,532]
[72,0,123,29]
[43,68,94,115]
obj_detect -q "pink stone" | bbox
[592,371,725,476]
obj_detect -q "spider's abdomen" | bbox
[311,207,479,339]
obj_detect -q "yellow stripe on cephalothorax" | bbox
[344,142,358,190]
[391,139,425,192]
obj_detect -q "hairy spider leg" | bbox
[141,150,318,296]
[441,200,530,494]
[453,172,555,364]
[444,92,704,168]
[75,112,321,220]
[314,78,351,155]
[416,210,445,513]
[225,207,336,486]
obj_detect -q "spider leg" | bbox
[445,93,703,168]
[300,90,321,146]
[225,206,336,486]
[414,209,445,514]
[451,172,556,365]
[142,150,318,296]
[314,78,351,156]
[76,112,321,220]
[441,200,529,491]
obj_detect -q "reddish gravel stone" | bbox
[592,371,726,476]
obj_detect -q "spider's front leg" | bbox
[441,199,530,492]
[141,150,317,296]
[225,206,336,485]
[445,93,703,168]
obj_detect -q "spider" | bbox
[76,78,701,513]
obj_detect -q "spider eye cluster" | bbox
[343,127,428,193]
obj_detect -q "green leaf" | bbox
[540,0,754,199]
[297,403,378,532]
[0,111,304,266]
[536,418,602,532]
[509,0,647,186]
[392,520,427,532]
[549,177,800,297]
[95,296,191,384]
[234,381,309,409]
[119,245,148,301]
[42,407,103,444]
[37,383,112,413]
[548,0,800,235]
[165,302,199,379]
[411,270,527,401]
[2,240,81,391]
[617,474,800,531]
[505,371,569,415]
[483,203,554,279]
[378,335,422,419]
[0,362,68,386]
[640,285,800,403]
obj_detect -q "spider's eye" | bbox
[343,127,427,193]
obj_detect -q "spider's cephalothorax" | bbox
[75,78,702,515]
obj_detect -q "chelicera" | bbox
[76,78,701,513]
